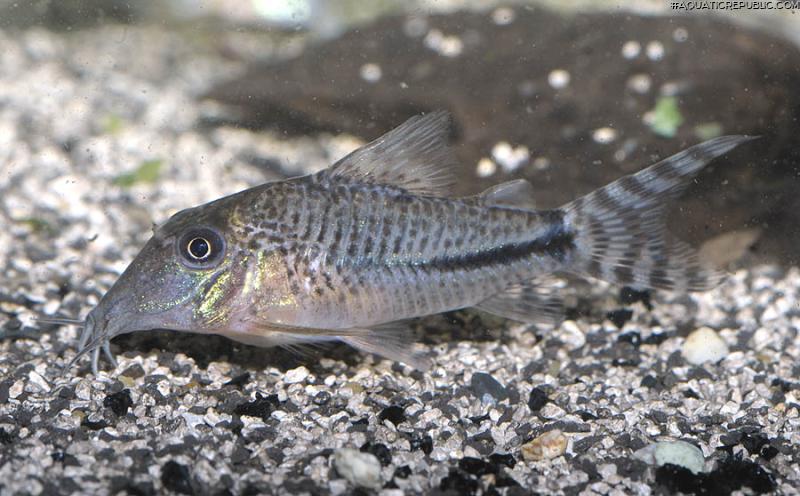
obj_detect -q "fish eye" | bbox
[177,227,225,268]
[187,237,210,260]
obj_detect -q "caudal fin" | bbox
[563,135,755,292]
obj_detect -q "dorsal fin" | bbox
[323,110,457,196]
[478,179,537,209]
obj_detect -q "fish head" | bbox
[81,197,247,351]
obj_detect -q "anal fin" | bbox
[476,276,565,326]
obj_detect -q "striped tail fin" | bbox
[563,135,756,292]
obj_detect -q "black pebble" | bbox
[81,418,108,431]
[470,372,508,402]
[411,434,433,455]
[348,417,369,433]
[161,460,194,495]
[360,442,392,466]
[223,372,250,388]
[103,389,133,416]
[759,444,779,460]
[0,428,13,445]
[606,309,634,329]
[488,452,516,469]
[233,393,279,422]
[313,391,331,406]
[619,287,652,310]
[683,388,700,399]
[468,412,491,424]
[640,375,658,388]
[741,431,770,455]
[617,331,642,347]
[120,363,146,379]
[458,457,495,476]
[378,405,406,426]
[50,451,79,467]
[527,387,549,412]
[439,469,478,495]
[393,465,412,479]
[493,471,521,488]
[643,332,670,346]
[655,455,777,495]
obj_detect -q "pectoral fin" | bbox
[230,320,431,371]
[339,323,431,371]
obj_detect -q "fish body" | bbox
[64,111,753,373]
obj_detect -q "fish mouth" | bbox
[64,310,118,376]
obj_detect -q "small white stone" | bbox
[637,440,705,474]
[491,141,529,172]
[533,157,551,171]
[646,41,665,61]
[333,448,382,489]
[181,412,206,430]
[424,29,463,57]
[673,27,689,42]
[627,74,652,94]
[75,379,93,401]
[621,41,641,59]
[8,380,24,399]
[491,7,516,25]
[592,127,618,144]
[359,63,382,84]
[559,320,587,350]
[682,327,729,365]
[27,370,50,393]
[548,69,570,89]
[284,366,310,384]
[476,158,497,178]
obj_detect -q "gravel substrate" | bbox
[1,22,799,496]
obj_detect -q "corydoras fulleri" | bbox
[45,111,754,374]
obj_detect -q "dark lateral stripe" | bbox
[421,222,575,272]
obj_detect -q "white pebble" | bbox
[284,366,310,384]
[646,41,665,61]
[359,63,382,83]
[181,412,206,430]
[559,320,586,350]
[533,157,551,171]
[424,29,463,57]
[491,141,530,172]
[9,380,24,399]
[27,371,50,393]
[476,158,497,178]
[75,379,93,401]
[491,7,516,25]
[547,69,570,89]
[649,441,705,474]
[682,327,729,365]
[592,127,618,144]
[673,27,689,42]
[333,448,382,489]
[627,74,652,94]
[621,41,641,59]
